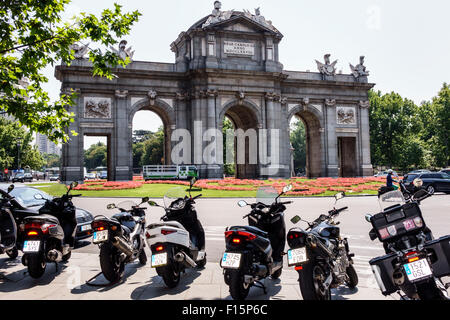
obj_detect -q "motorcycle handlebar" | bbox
[192,194,202,200]
[278,201,292,205]
[71,194,82,197]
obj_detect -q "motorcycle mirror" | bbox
[365,214,372,223]
[69,181,78,189]
[142,197,149,203]
[282,184,293,193]
[237,200,248,207]
[413,178,423,188]
[34,193,44,200]
[334,192,345,201]
[106,203,116,210]
[290,215,301,224]
[7,184,14,193]
[147,200,159,207]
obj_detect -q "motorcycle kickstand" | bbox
[85,272,120,287]
[253,280,267,294]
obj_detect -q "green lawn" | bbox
[33,183,378,198]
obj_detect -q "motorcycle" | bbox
[91,197,148,283]
[146,178,206,288]
[20,181,79,278]
[365,178,450,300]
[221,184,292,300]
[287,192,358,300]
[0,185,18,259]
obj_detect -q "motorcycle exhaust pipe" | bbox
[112,236,133,257]
[47,249,63,262]
[393,269,405,286]
[174,252,197,268]
[254,264,268,277]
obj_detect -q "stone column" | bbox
[262,92,281,178]
[114,90,131,181]
[61,88,83,183]
[206,89,221,178]
[359,100,373,176]
[325,99,339,177]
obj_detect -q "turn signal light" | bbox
[295,265,303,271]
[408,257,419,263]
[161,229,176,235]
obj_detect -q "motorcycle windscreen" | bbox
[256,186,278,206]
[378,190,405,212]
[163,187,186,209]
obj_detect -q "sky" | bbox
[40,0,450,149]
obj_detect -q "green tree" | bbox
[0,117,44,170]
[141,127,164,165]
[0,0,141,142]
[84,142,106,170]
[290,118,306,175]
[42,153,61,168]
[368,90,422,169]
[222,117,235,176]
[418,83,449,167]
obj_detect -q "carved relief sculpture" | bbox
[316,54,337,76]
[110,40,134,61]
[350,56,370,79]
[84,97,111,118]
[336,106,356,124]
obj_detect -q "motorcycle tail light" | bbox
[161,229,176,235]
[232,238,241,244]
[155,245,164,252]
[405,251,419,263]
[236,231,257,240]
[27,231,38,236]
[92,220,108,231]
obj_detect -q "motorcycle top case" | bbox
[370,202,425,242]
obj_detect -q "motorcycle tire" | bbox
[417,281,447,300]
[271,267,282,279]
[6,247,18,259]
[345,264,358,288]
[138,249,147,265]
[298,263,331,300]
[28,254,46,279]
[228,270,250,300]
[99,244,125,283]
[158,264,181,288]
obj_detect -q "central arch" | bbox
[219,99,262,179]
[129,98,176,168]
[288,105,324,178]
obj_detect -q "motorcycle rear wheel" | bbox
[100,244,125,283]
[299,263,331,300]
[345,264,358,288]
[228,270,250,300]
[6,247,18,259]
[158,264,181,288]
[28,254,46,279]
[138,249,147,265]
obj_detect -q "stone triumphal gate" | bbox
[57,3,374,182]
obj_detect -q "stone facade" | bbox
[56,5,374,182]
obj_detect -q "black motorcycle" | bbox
[91,197,148,283]
[287,192,358,300]
[0,185,18,259]
[221,185,292,300]
[20,182,79,278]
[365,181,450,300]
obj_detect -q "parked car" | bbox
[98,171,108,179]
[374,170,398,178]
[407,169,431,174]
[0,172,8,182]
[440,168,450,175]
[33,171,45,180]
[84,172,97,180]
[12,173,33,183]
[402,172,450,194]
[0,185,94,241]
[49,174,60,181]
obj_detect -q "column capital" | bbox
[265,92,280,101]
[359,100,370,109]
[115,90,128,98]
[325,98,336,107]
[175,91,190,101]
[206,89,218,98]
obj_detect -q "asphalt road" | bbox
[0,194,449,300]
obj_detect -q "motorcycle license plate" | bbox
[403,259,433,282]
[93,230,108,243]
[151,252,167,267]
[23,241,40,253]
[81,224,92,232]
[287,248,308,266]
[221,252,241,269]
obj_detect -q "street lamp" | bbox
[16,137,23,170]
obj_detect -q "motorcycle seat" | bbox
[229,225,268,239]
[24,214,59,225]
